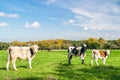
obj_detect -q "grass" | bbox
[0,50,120,80]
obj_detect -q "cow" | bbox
[6,44,39,71]
[91,49,110,66]
[68,44,87,64]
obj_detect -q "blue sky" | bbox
[0,0,120,42]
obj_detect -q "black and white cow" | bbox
[68,44,87,64]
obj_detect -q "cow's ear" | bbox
[30,46,35,52]
[30,47,34,55]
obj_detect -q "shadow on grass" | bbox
[80,66,120,80]
[53,63,120,80]
[15,77,43,80]
[18,65,28,68]
[0,67,6,70]
[0,66,27,71]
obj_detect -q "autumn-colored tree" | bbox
[87,38,100,49]
[87,38,98,43]
[11,40,20,46]
[0,38,119,50]
[117,38,120,48]
[98,38,107,49]
[54,39,64,49]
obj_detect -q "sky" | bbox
[0,0,120,42]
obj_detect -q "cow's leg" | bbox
[12,58,17,71]
[95,58,99,66]
[28,58,32,69]
[82,59,84,64]
[80,53,86,64]
[6,52,11,70]
[80,55,83,64]
[68,54,72,64]
[103,58,106,65]
[6,58,10,70]
[91,59,94,66]
[91,54,94,66]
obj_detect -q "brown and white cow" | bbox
[6,45,39,71]
[91,49,110,66]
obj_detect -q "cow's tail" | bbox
[6,47,11,70]
[67,48,69,53]
[91,50,95,66]
[91,50,95,59]
[67,48,70,58]
[7,48,11,62]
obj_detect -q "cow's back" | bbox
[8,46,30,59]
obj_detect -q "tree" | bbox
[87,38,100,49]
[87,42,100,49]
[117,38,120,49]
[98,38,107,49]
[104,43,111,49]
[0,42,9,50]
[54,39,64,49]
[11,40,20,46]
[87,38,98,43]
[110,44,119,49]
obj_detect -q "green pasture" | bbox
[0,50,120,80]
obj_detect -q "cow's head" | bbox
[30,45,39,53]
[82,44,87,51]
[83,44,87,47]
[106,50,110,56]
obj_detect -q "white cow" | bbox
[68,44,87,64]
[6,45,39,71]
[91,49,110,66]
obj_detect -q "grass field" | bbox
[0,50,120,80]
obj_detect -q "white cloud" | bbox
[31,21,40,28]
[84,27,88,31]
[69,6,120,31]
[46,0,56,4]
[52,0,120,32]
[70,8,94,19]
[64,19,75,25]
[68,19,75,23]
[0,22,8,27]
[24,22,30,28]
[0,12,19,18]
[24,21,40,28]
[7,14,19,18]
[50,17,59,21]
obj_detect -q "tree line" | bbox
[0,38,120,50]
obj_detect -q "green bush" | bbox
[0,42,9,50]
[87,42,100,49]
